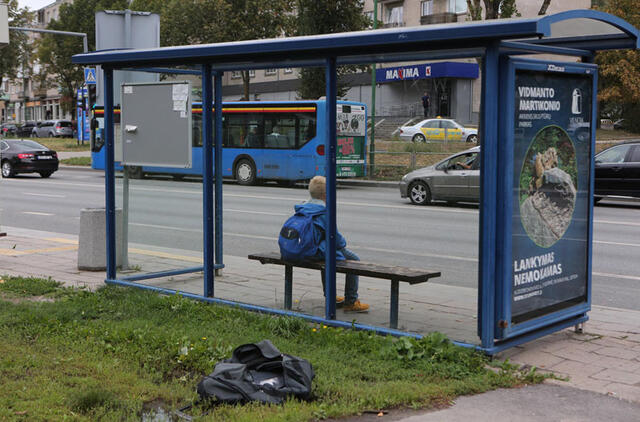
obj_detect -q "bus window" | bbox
[225,113,263,148]
[298,113,316,148]
[192,113,202,147]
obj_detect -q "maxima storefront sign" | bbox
[375,61,479,83]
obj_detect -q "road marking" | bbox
[44,237,78,245]
[594,219,640,227]
[22,211,54,216]
[226,208,288,216]
[353,244,479,263]
[0,245,77,256]
[593,272,640,282]
[594,240,640,248]
[128,247,203,263]
[24,192,65,198]
[130,222,202,233]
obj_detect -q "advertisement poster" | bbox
[336,104,366,177]
[511,68,592,323]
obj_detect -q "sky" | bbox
[18,0,57,11]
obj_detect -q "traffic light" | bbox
[88,84,96,108]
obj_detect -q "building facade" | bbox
[216,0,590,124]
[3,0,73,124]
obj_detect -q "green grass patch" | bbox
[61,156,92,166]
[0,277,538,420]
[0,275,62,297]
[25,137,91,152]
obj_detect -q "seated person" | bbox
[290,176,369,313]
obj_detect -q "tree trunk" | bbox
[538,0,552,15]
[467,0,483,20]
[242,71,250,101]
[483,0,499,19]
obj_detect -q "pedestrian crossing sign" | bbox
[84,68,97,85]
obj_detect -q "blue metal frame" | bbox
[494,58,597,342]
[324,57,338,320]
[77,10,639,355]
[104,68,116,281]
[477,42,500,349]
[214,72,224,270]
[202,64,214,297]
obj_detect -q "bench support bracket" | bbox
[390,279,399,329]
[285,265,293,310]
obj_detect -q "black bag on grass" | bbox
[196,340,314,405]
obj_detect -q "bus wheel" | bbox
[126,166,144,179]
[235,159,256,185]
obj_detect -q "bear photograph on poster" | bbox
[519,125,578,248]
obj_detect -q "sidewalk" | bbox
[1,226,639,416]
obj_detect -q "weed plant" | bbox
[0,276,538,421]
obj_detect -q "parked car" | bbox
[400,146,480,205]
[594,141,640,201]
[0,123,18,137]
[0,139,59,178]
[32,119,74,138]
[16,121,37,137]
[399,118,478,143]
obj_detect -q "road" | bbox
[1,167,639,310]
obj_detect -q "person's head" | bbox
[308,175,326,201]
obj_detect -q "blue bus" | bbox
[91,100,367,184]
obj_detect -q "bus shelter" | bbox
[73,10,639,354]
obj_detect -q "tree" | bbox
[224,0,295,100]
[295,0,370,99]
[466,0,519,20]
[595,0,640,131]
[37,0,129,115]
[142,0,295,100]
[0,1,33,98]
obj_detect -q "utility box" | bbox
[0,2,9,49]
[78,208,123,271]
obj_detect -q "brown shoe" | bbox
[344,300,369,313]
[336,296,345,307]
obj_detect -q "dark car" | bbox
[16,121,37,137]
[595,141,640,201]
[1,123,18,137]
[0,139,59,178]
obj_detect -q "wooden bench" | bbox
[248,252,441,329]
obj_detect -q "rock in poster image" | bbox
[511,68,593,322]
[519,126,577,248]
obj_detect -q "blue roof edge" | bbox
[72,10,639,67]
[537,9,640,49]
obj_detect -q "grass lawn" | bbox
[0,276,541,421]
[60,156,92,166]
[29,137,91,152]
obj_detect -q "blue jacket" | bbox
[294,202,347,260]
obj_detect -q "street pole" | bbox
[369,0,378,178]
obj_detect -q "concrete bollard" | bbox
[78,207,123,271]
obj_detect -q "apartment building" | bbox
[218,0,590,124]
[3,0,73,124]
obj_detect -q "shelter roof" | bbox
[72,10,638,69]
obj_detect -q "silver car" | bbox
[32,119,74,138]
[399,146,480,205]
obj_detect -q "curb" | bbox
[59,165,99,172]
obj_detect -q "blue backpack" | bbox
[278,212,317,261]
